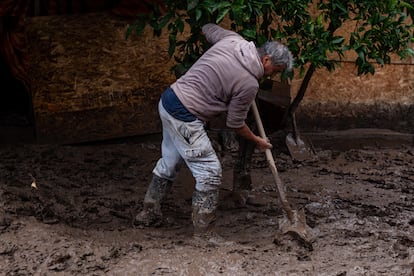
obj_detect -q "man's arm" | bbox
[202,23,241,44]
[231,123,272,151]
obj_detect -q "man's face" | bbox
[262,55,286,77]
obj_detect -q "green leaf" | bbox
[168,34,177,57]
[176,18,185,33]
[128,0,414,80]
[158,14,172,29]
[240,28,257,40]
[216,8,230,23]
[187,0,199,10]
[375,57,384,65]
[331,37,344,45]
[196,8,202,21]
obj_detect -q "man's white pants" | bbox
[153,100,222,192]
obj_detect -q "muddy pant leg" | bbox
[183,131,222,193]
[233,136,255,191]
[171,119,226,242]
[231,115,256,206]
[144,102,224,239]
[233,113,257,190]
[153,100,186,181]
[160,111,223,237]
[157,103,222,193]
[135,101,184,226]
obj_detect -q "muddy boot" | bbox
[232,137,255,206]
[232,166,253,191]
[192,189,232,246]
[232,168,252,207]
[134,174,172,227]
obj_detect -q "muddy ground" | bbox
[0,129,413,275]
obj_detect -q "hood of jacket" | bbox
[233,39,264,80]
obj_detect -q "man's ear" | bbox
[261,55,271,64]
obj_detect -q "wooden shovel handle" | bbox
[251,101,295,220]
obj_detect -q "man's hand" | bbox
[255,136,272,152]
[232,123,272,151]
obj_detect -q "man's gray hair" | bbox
[257,41,294,71]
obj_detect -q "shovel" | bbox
[285,113,314,162]
[251,101,315,247]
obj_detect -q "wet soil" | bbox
[1,129,413,275]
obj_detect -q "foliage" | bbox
[126,0,414,125]
[127,0,414,77]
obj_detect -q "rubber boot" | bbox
[134,174,172,227]
[192,189,232,246]
[232,137,255,206]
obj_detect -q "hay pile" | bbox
[27,12,175,143]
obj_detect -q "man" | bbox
[134,23,293,244]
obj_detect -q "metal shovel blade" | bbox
[285,133,314,162]
[278,208,316,248]
[285,112,314,162]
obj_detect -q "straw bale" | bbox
[292,63,414,104]
[291,62,414,132]
[26,12,175,143]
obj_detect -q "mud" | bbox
[0,130,413,275]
